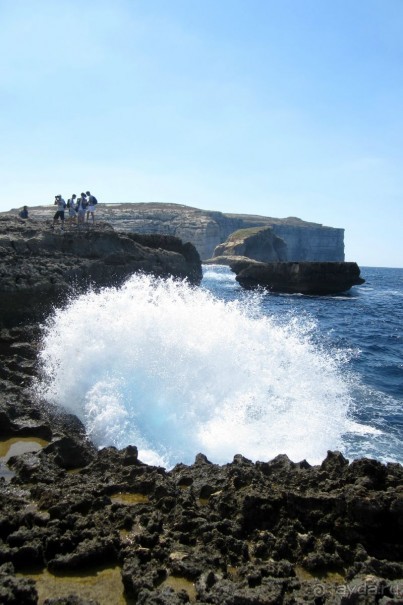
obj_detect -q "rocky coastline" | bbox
[1,218,402,604]
[5,203,345,262]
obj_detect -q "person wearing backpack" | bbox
[85,190,98,224]
[77,194,88,229]
[19,206,29,219]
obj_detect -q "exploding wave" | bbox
[34,274,357,468]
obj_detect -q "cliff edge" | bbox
[0,216,202,327]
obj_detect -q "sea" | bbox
[34,265,403,469]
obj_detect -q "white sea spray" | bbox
[34,273,357,468]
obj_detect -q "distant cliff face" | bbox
[12,203,345,261]
[268,224,345,262]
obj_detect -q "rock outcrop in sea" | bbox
[7,202,345,262]
[211,226,288,263]
[0,216,402,604]
[230,259,365,295]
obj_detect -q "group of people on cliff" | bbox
[19,191,99,229]
[53,191,98,229]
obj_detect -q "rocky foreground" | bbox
[1,218,402,604]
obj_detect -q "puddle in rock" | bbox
[18,566,135,605]
[227,565,239,577]
[161,575,197,602]
[110,493,149,505]
[0,465,15,481]
[295,565,345,583]
[0,437,49,461]
[0,437,49,480]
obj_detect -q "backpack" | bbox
[91,196,98,205]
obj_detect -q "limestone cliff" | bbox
[213,226,288,262]
[7,202,345,261]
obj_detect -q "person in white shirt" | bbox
[67,194,77,225]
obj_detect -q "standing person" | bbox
[67,194,77,226]
[85,190,98,224]
[19,206,29,219]
[76,194,87,229]
[53,195,66,230]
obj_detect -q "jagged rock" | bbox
[42,436,96,470]
[47,536,119,572]
[0,562,37,604]
[230,259,365,294]
[2,434,403,602]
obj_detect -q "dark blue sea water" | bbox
[35,266,403,468]
[202,265,403,465]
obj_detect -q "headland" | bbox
[5,202,345,262]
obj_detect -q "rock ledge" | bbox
[0,217,202,326]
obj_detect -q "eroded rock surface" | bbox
[1,423,403,604]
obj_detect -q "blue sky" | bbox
[1,0,402,267]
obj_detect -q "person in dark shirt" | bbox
[77,194,88,229]
[19,206,29,219]
[53,195,66,230]
[85,190,98,224]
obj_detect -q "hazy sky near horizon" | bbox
[1,0,402,267]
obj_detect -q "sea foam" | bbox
[34,274,354,468]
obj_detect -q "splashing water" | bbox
[34,274,356,468]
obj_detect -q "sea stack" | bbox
[230,259,365,295]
